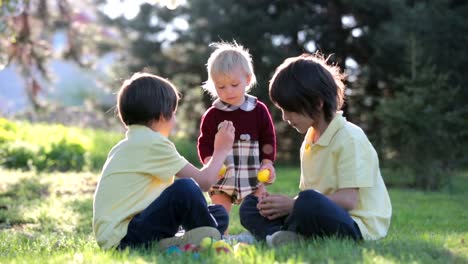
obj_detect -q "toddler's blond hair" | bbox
[202,41,257,98]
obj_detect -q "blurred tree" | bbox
[378,58,465,190]
[0,0,116,110]
[102,0,468,189]
[105,0,392,163]
[373,0,468,189]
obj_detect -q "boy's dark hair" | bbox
[269,53,346,123]
[117,72,180,127]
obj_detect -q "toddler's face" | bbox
[212,67,250,106]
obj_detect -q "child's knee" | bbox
[172,178,203,198]
[295,190,323,212]
[209,204,228,215]
[298,189,321,199]
[239,195,258,218]
[209,204,229,229]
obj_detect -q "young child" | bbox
[93,72,235,250]
[239,53,392,246]
[197,42,277,223]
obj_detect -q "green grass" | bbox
[0,168,467,264]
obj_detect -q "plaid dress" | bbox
[211,136,261,203]
[198,95,276,204]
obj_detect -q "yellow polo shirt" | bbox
[300,112,391,240]
[93,125,188,249]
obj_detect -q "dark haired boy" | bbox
[93,72,235,250]
[240,54,391,246]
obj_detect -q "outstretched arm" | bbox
[176,120,235,191]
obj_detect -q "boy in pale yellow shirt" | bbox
[239,53,391,246]
[93,73,235,250]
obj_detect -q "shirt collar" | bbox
[126,124,162,138]
[310,111,346,147]
[212,94,257,112]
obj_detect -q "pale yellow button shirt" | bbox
[93,125,188,249]
[300,112,392,240]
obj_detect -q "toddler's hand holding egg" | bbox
[257,169,270,183]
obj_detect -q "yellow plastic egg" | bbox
[257,169,270,183]
[218,165,227,177]
[213,240,233,252]
[200,237,213,248]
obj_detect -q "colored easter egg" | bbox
[218,165,227,177]
[213,240,233,252]
[182,243,198,252]
[215,246,231,254]
[200,237,213,249]
[166,245,182,255]
[257,169,270,183]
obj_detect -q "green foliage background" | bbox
[99,0,468,189]
[0,118,202,172]
[0,118,116,171]
[1,0,468,189]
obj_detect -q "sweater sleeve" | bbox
[197,108,218,164]
[257,101,276,162]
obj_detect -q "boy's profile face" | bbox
[212,66,250,106]
[278,107,318,134]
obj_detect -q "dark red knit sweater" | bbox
[197,101,276,163]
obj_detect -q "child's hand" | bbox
[253,183,267,197]
[259,162,276,184]
[214,120,235,155]
[257,194,294,220]
[258,189,269,203]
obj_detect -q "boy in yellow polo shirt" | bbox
[239,53,391,246]
[93,73,235,250]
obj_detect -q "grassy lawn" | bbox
[0,167,466,263]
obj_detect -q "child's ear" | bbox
[159,114,171,122]
[246,74,252,86]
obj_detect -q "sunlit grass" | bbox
[0,168,466,263]
[0,118,124,171]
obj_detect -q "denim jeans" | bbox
[118,178,228,249]
[239,189,362,241]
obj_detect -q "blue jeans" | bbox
[239,190,362,241]
[118,178,228,249]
